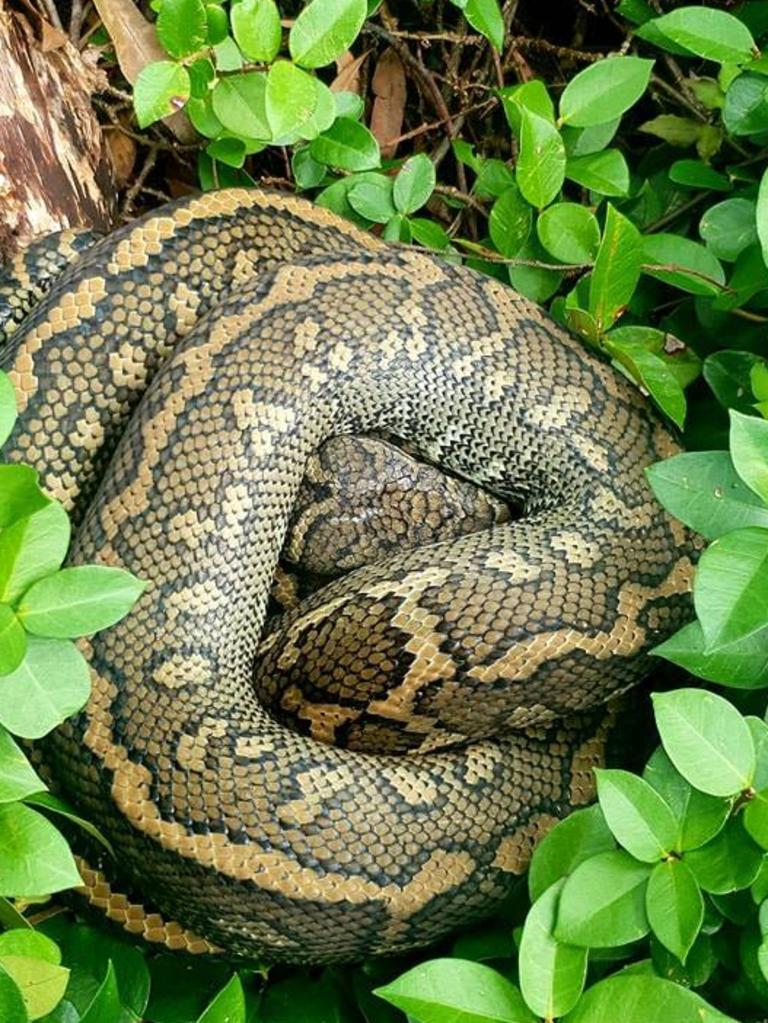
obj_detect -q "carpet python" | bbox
[0,188,697,962]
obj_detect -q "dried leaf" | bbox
[331,50,369,94]
[39,20,69,52]
[105,129,137,187]
[370,47,406,159]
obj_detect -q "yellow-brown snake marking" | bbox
[1,188,697,962]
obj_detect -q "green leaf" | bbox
[375,958,535,1022]
[555,851,651,948]
[0,502,70,607]
[0,467,49,530]
[745,789,768,849]
[700,198,757,262]
[669,160,731,191]
[655,618,768,688]
[17,566,145,640]
[694,526,768,652]
[730,409,768,503]
[292,147,326,190]
[561,118,620,157]
[0,606,25,677]
[211,73,269,139]
[156,0,207,58]
[463,0,503,50]
[134,61,191,128]
[565,149,629,196]
[265,61,318,140]
[515,109,565,208]
[653,688,755,796]
[289,0,366,69]
[205,4,229,45]
[644,747,731,851]
[489,185,532,257]
[410,218,451,251]
[231,0,281,62]
[646,451,768,541]
[559,56,654,127]
[507,238,562,302]
[294,78,336,141]
[196,974,245,1023]
[758,166,768,270]
[595,768,678,862]
[334,90,363,120]
[606,341,686,428]
[642,233,725,296]
[561,973,737,1023]
[0,802,80,896]
[705,351,763,413]
[25,793,113,856]
[589,204,641,332]
[686,818,763,894]
[382,214,411,243]
[393,155,436,215]
[724,73,768,136]
[0,727,45,803]
[0,374,16,450]
[79,962,123,1023]
[518,880,587,1018]
[642,7,755,65]
[536,203,599,263]
[310,118,380,171]
[347,175,395,223]
[528,804,616,901]
[0,931,58,964]
[212,36,243,72]
[205,138,246,169]
[0,636,90,739]
[646,859,703,963]
[0,954,69,1021]
[0,964,26,1023]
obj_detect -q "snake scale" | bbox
[0,188,697,962]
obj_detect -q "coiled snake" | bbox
[0,189,696,962]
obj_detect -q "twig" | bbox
[121,144,159,219]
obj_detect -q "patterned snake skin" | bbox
[0,188,697,962]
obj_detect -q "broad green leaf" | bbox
[231,0,281,62]
[606,342,686,427]
[705,351,763,413]
[507,238,563,302]
[310,118,380,171]
[0,502,70,607]
[134,61,191,129]
[652,688,755,796]
[0,467,49,530]
[0,802,80,896]
[500,80,555,132]
[393,155,436,215]
[536,203,599,263]
[17,566,145,639]
[205,138,247,169]
[294,78,336,141]
[758,166,768,270]
[555,851,651,947]
[655,618,768,688]
[374,959,536,1023]
[641,233,725,296]
[559,56,654,127]
[515,109,565,208]
[0,373,16,450]
[643,747,731,851]
[212,36,243,72]
[0,637,90,739]
[410,218,451,251]
[745,789,768,849]
[749,715,768,789]
[724,73,768,136]
[188,95,223,139]
[565,149,629,195]
[289,0,367,69]
[694,526,768,650]
[334,90,363,120]
[589,204,641,332]
[292,147,326,190]
[197,974,245,1023]
[382,214,411,243]
[25,793,113,856]
[79,962,123,1023]
[0,964,26,1023]
[561,118,620,157]
[700,198,757,262]
[642,7,755,65]
[489,185,532,257]
[0,606,25,677]
[730,409,768,503]
[156,0,206,58]
[646,859,703,963]
[205,5,228,45]
[518,880,587,1018]
[0,954,68,1020]
[646,451,768,541]
[595,768,678,862]
[686,818,763,894]
[0,727,45,803]
[670,160,731,191]
[266,61,318,140]
[211,74,270,139]
[347,175,395,223]
[562,973,737,1023]
[528,804,615,901]
[463,0,503,50]
[0,931,59,963]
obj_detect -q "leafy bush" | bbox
[4,0,768,1019]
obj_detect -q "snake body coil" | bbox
[1,189,695,962]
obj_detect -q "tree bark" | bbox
[0,1,116,260]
